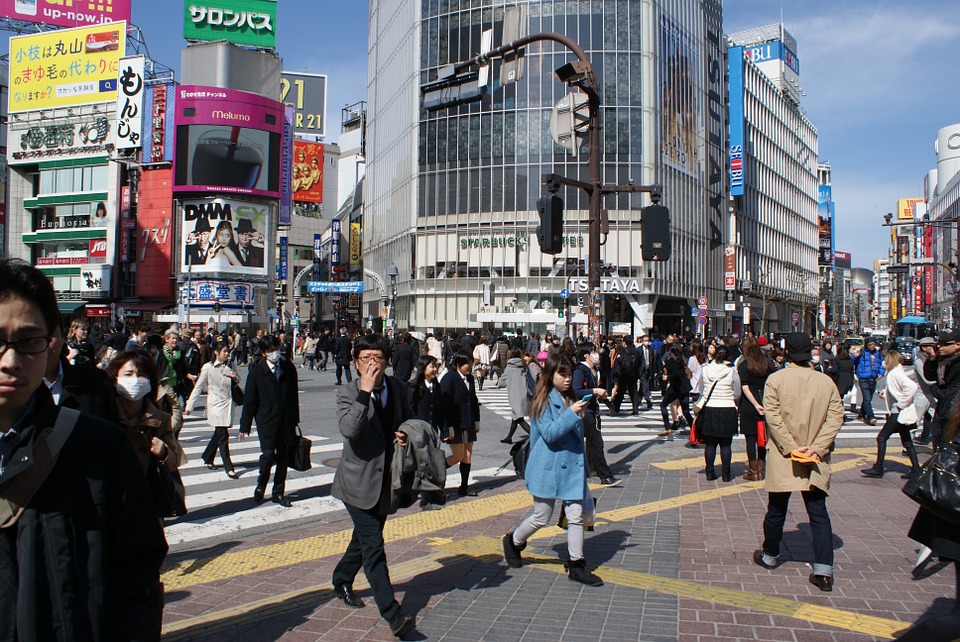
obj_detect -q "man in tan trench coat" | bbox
[753,333,844,592]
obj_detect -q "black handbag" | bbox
[230,380,245,405]
[290,426,312,472]
[902,440,960,526]
[149,459,187,518]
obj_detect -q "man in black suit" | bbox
[440,351,481,496]
[239,335,300,507]
[637,335,655,410]
[333,327,353,385]
[45,326,117,422]
[235,218,265,268]
[183,217,212,267]
[391,332,418,383]
[331,333,415,637]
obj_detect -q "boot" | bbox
[721,463,732,482]
[757,460,765,480]
[742,460,759,481]
[902,442,921,479]
[861,463,884,478]
[502,533,526,568]
[565,558,603,587]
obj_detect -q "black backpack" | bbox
[618,347,639,378]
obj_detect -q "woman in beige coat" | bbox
[753,333,844,592]
[186,344,241,478]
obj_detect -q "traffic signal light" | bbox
[537,194,563,254]
[641,204,671,261]
[558,308,564,319]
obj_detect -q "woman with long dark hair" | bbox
[659,345,695,438]
[410,354,445,509]
[699,345,741,481]
[502,354,601,586]
[738,338,774,480]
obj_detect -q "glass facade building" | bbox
[365,0,727,335]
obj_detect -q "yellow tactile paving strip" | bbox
[652,447,906,470]
[161,454,913,640]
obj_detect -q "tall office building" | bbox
[727,24,819,334]
[364,0,728,335]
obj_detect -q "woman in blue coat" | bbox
[501,353,602,586]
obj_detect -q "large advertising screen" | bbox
[173,85,284,198]
[179,197,272,278]
[0,0,130,28]
[817,185,834,266]
[293,141,324,204]
[8,22,126,114]
[281,71,327,137]
[184,0,277,49]
[659,14,700,175]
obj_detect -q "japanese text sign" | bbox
[9,22,126,113]
[184,0,277,49]
[0,0,131,29]
[114,55,144,150]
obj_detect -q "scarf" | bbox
[938,352,960,386]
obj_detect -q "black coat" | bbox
[58,358,118,423]
[925,355,960,426]
[239,360,300,450]
[334,335,353,365]
[439,370,480,439]
[0,391,167,640]
[829,357,855,397]
[409,381,441,429]
[664,357,692,396]
[392,341,418,383]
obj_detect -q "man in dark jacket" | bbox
[45,327,118,422]
[334,327,353,385]
[610,336,641,416]
[331,333,415,637]
[391,332,418,383]
[923,329,960,448]
[0,258,167,640]
[240,335,301,506]
[317,327,334,371]
[853,338,884,426]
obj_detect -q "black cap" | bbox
[938,329,960,345]
[784,332,812,362]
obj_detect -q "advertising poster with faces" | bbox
[292,140,324,203]
[180,197,271,277]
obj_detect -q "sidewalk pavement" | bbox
[160,439,955,641]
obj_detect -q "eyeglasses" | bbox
[0,336,51,356]
[357,354,386,363]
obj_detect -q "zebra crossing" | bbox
[475,385,890,443]
[165,413,513,549]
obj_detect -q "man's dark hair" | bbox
[451,351,473,370]
[575,345,595,363]
[258,335,279,354]
[353,333,391,360]
[0,258,59,335]
[136,321,153,335]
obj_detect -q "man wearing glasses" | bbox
[331,333,416,637]
[923,329,960,449]
[0,258,167,639]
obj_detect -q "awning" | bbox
[57,300,87,314]
[119,302,173,312]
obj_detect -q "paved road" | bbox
[168,364,894,552]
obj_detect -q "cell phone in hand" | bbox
[581,394,594,402]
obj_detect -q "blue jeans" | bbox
[859,378,877,420]
[762,488,834,576]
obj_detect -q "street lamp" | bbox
[387,262,399,334]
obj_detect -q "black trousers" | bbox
[201,426,234,471]
[660,389,694,430]
[583,411,612,479]
[762,488,834,571]
[332,502,401,620]
[257,435,289,496]
[336,362,353,383]
[876,413,919,469]
[611,377,640,413]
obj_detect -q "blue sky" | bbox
[127,0,959,271]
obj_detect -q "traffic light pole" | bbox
[451,32,663,340]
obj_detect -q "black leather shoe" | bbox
[333,583,365,608]
[458,487,478,497]
[253,486,265,503]
[272,495,293,507]
[752,549,778,570]
[705,470,718,481]
[388,612,415,637]
[808,573,833,592]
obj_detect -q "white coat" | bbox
[186,360,236,427]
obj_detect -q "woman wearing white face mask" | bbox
[106,351,184,515]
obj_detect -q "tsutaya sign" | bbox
[567,277,643,294]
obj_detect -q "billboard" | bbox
[8,22,126,114]
[143,82,175,164]
[281,71,327,137]
[184,280,256,309]
[173,85,284,198]
[897,197,923,220]
[728,46,745,197]
[136,169,176,299]
[833,251,851,270]
[293,141,324,204]
[114,55,145,151]
[0,0,130,28]
[817,185,834,266]
[659,14,700,175]
[184,0,277,49]
[279,105,293,224]
[179,197,272,277]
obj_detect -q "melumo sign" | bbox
[183,0,277,49]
